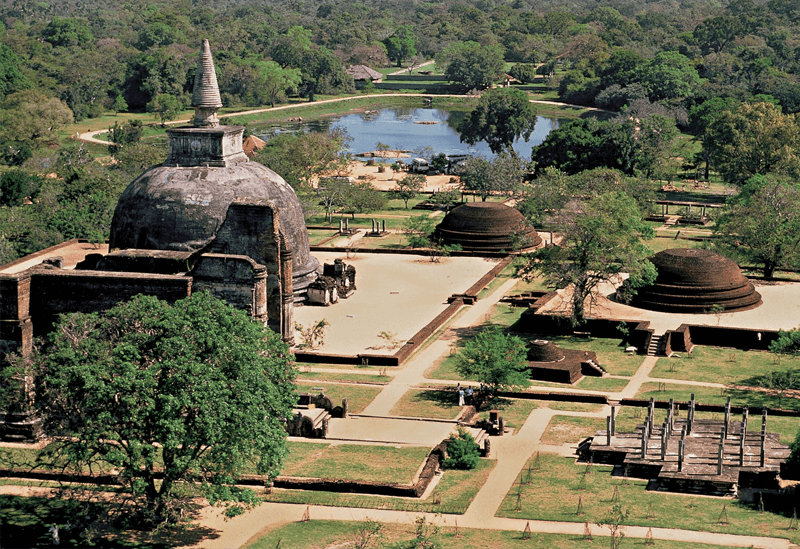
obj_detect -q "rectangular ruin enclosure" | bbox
[292,252,503,356]
[588,417,790,497]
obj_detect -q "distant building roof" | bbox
[346,64,383,81]
[243,134,266,158]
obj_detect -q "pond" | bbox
[259,107,561,161]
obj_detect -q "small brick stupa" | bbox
[434,202,542,251]
[630,248,761,313]
[526,339,605,384]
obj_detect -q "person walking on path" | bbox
[458,388,465,406]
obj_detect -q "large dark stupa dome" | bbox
[109,40,319,298]
[434,202,542,251]
[630,248,761,313]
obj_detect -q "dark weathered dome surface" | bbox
[630,248,761,313]
[435,202,542,251]
[109,159,320,296]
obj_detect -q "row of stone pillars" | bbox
[605,395,772,473]
[337,218,387,235]
[369,219,386,235]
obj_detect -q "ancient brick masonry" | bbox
[435,202,542,251]
[630,248,762,313]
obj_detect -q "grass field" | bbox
[263,458,495,515]
[497,453,800,545]
[635,382,800,412]
[295,371,391,384]
[389,389,462,420]
[475,397,539,429]
[540,416,605,445]
[295,381,382,414]
[280,442,429,484]
[242,519,747,549]
[651,346,800,386]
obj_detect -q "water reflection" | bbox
[260,108,560,161]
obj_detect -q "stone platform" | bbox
[586,398,790,496]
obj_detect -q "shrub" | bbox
[442,428,480,470]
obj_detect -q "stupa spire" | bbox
[191,39,223,127]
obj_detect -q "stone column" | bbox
[610,405,616,436]
[606,416,612,446]
[678,440,684,472]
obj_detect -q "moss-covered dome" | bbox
[434,202,542,251]
[630,248,761,313]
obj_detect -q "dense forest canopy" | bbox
[2,0,800,266]
[1,0,799,116]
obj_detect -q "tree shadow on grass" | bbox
[414,389,459,409]
[1,495,220,549]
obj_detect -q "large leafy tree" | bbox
[522,192,656,326]
[639,51,702,102]
[457,88,537,155]
[705,101,800,185]
[0,44,28,100]
[29,292,297,526]
[453,327,530,395]
[532,118,638,175]
[384,25,416,67]
[437,41,505,90]
[255,128,351,216]
[715,175,800,278]
[458,153,526,200]
[688,97,739,180]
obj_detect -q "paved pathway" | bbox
[6,269,795,548]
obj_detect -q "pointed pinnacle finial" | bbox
[191,39,223,127]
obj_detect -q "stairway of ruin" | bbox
[647,334,665,357]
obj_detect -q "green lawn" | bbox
[635,382,800,412]
[651,346,800,386]
[540,416,605,445]
[295,381,382,414]
[497,453,800,545]
[476,397,538,429]
[280,443,430,484]
[243,519,746,549]
[389,388,462,420]
[295,371,390,384]
[488,303,528,328]
[264,458,495,515]
[575,376,630,392]
[643,236,705,254]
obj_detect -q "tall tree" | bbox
[705,101,800,185]
[453,327,530,395]
[437,41,505,90]
[688,97,739,180]
[27,292,296,527]
[384,25,416,68]
[458,153,526,200]
[256,60,301,107]
[715,175,800,278]
[457,88,537,155]
[521,192,655,326]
